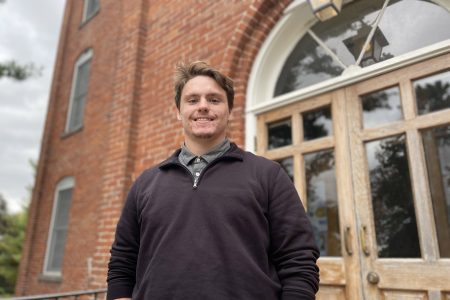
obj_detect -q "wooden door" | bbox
[256,90,364,299]
[345,53,450,299]
[256,52,450,299]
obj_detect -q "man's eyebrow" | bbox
[183,93,200,98]
[183,92,225,98]
[207,93,225,98]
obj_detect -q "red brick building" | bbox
[16,0,450,299]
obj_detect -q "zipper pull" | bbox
[193,178,198,189]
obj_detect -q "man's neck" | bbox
[184,138,227,156]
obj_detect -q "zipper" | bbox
[191,156,226,189]
[163,154,235,189]
[193,177,198,188]
[164,161,198,188]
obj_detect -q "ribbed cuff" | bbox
[282,288,316,300]
[106,284,134,300]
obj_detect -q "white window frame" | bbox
[246,0,450,152]
[65,48,93,133]
[82,0,100,23]
[43,177,75,277]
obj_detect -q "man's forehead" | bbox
[182,76,226,97]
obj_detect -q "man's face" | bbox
[177,75,230,146]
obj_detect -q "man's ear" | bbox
[176,110,182,121]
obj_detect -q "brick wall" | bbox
[16,0,290,295]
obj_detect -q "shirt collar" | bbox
[179,139,231,165]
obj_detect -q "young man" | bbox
[107,61,320,300]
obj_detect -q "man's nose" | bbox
[197,98,209,111]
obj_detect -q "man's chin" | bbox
[193,133,214,139]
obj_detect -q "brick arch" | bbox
[223,0,291,92]
[221,0,292,146]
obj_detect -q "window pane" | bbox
[304,149,341,256]
[74,59,91,99]
[303,106,332,141]
[47,230,67,272]
[68,95,86,130]
[46,187,72,273]
[86,0,100,19]
[274,34,344,96]
[366,135,421,258]
[361,86,403,128]
[313,0,383,67]
[374,0,450,67]
[268,119,292,149]
[68,58,91,131]
[54,189,72,228]
[422,125,450,258]
[414,70,450,115]
[313,0,450,68]
[276,157,293,182]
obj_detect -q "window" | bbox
[82,0,100,23]
[275,0,450,96]
[65,49,93,133]
[43,177,74,276]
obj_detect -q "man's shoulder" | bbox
[136,149,181,180]
[233,145,280,170]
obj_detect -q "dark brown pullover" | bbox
[107,144,319,300]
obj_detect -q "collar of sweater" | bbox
[158,142,243,170]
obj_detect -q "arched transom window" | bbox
[275,0,450,96]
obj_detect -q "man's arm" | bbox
[107,182,141,300]
[268,167,320,300]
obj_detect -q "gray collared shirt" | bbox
[178,139,231,182]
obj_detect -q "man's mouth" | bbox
[194,117,214,121]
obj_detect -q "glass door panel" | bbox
[360,86,403,129]
[303,106,333,140]
[267,118,292,149]
[422,125,450,258]
[413,70,450,115]
[365,135,421,258]
[304,149,341,256]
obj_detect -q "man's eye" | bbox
[210,98,220,104]
[187,98,198,103]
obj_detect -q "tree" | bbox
[0,160,34,296]
[0,195,27,296]
[0,61,40,81]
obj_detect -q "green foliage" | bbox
[0,61,40,81]
[0,195,27,296]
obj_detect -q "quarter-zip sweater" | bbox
[107,143,320,300]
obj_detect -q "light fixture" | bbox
[343,26,389,67]
[307,0,343,21]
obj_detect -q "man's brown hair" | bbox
[174,61,234,111]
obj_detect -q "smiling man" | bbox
[106,61,320,300]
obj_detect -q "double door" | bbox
[256,53,450,299]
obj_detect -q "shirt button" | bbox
[195,158,201,163]
[195,172,200,176]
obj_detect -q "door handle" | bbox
[344,226,353,256]
[367,271,380,284]
[360,225,370,256]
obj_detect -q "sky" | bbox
[0,0,66,213]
